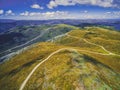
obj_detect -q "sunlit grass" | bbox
[0,26,120,90]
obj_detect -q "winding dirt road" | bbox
[19,33,120,90]
[66,34,119,56]
[19,48,76,90]
[19,46,119,90]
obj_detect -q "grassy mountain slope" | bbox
[0,26,120,90]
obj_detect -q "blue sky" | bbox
[0,0,120,20]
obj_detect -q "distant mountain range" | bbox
[0,19,120,33]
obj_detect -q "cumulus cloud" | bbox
[20,11,29,16]
[106,12,112,14]
[0,9,4,14]
[47,0,119,9]
[105,11,120,15]
[19,11,73,19]
[6,10,15,15]
[47,1,58,9]
[113,11,120,15]
[83,10,88,13]
[19,10,120,20]
[99,11,120,18]
[105,11,120,18]
[31,4,44,9]
[42,11,69,18]
[47,0,75,9]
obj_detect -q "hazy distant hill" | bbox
[0,19,120,33]
[0,24,78,57]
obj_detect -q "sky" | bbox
[0,0,120,20]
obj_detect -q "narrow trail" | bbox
[83,39,113,54]
[66,34,120,56]
[19,48,76,90]
[19,46,119,90]
[0,28,50,55]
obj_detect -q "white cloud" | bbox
[20,11,68,16]
[29,12,40,16]
[113,11,120,15]
[6,10,15,15]
[6,10,12,14]
[0,9,4,14]
[84,10,88,13]
[42,11,68,18]
[19,11,72,19]
[47,0,117,9]
[19,10,120,20]
[20,11,29,16]
[102,11,120,18]
[47,1,57,9]
[31,4,44,9]
[105,11,120,16]
[106,12,112,14]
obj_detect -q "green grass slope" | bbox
[0,26,120,90]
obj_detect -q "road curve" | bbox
[19,34,120,90]
[19,46,118,90]
[19,48,76,90]
[83,39,113,54]
[66,34,120,56]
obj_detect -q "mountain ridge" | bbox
[0,25,120,90]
